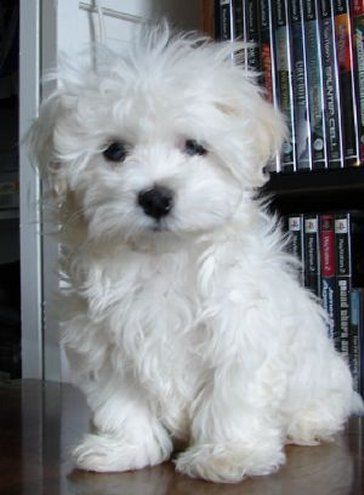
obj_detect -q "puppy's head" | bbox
[29,23,284,244]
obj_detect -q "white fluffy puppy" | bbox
[29,24,362,483]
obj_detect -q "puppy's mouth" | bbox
[151,220,169,232]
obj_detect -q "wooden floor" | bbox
[0,380,363,495]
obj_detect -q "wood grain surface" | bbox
[0,380,363,495]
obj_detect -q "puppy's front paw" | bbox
[175,443,286,483]
[73,433,168,472]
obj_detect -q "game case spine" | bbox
[288,0,312,170]
[245,0,262,73]
[335,213,351,359]
[273,0,296,172]
[233,0,244,40]
[333,0,360,167]
[304,214,321,296]
[259,0,280,172]
[350,288,364,396]
[350,212,364,288]
[303,0,327,169]
[319,214,337,343]
[288,215,305,284]
[353,0,364,165]
[259,0,274,104]
[318,0,344,167]
[219,0,234,41]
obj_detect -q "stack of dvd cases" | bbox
[285,211,364,396]
[216,0,364,172]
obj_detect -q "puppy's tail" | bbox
[351,391,364,416]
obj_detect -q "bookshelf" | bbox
[264,167,364,213]
[207,0,364,398]
[205,1,364,210]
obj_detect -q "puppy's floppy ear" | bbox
[28,91,68,200]
[217,90,286,188]
[250,96,286,169]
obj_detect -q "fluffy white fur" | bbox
[29,23,363,483]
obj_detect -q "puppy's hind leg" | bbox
[73,372,172,472]
[286,353,360,446]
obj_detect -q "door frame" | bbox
[19,0,43,379]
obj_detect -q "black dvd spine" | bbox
[319,214,337,344]
[318,0,344,168]
[333,0,360,167]
[303,0,327,169]
[304,214,321,296]
[245,0,262,72]
[259,0,274,104]
[288,214,305,284]
[350,288,364,395]
[233,0,244,39]
[260,0,279,172]
[350,212,364,288]
[288,0,312,170]
[219,0,234,41]
[352,1,364,165]
[273,0,296,172]
[335,213,351,359]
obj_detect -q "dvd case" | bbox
[245,0,262,73]
[350,288,363,395]
[335,214,351,358]
[218,0,234,41]
[233,0,244,40]
[260,0,280,172]
[273,0,296,172]
[304,214,320,296]
[333,0,360,167]
[259,0,274,103]
[288,214,305,283]
[319,214,337,344]
[353,0,364,165]
[318,0,344,168]
[288,0,312,170]
[303,0,327,169]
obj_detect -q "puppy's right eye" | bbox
[103,142,127,162]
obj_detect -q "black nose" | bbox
[138,186,174,220]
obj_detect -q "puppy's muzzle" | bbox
[138,186,174,220]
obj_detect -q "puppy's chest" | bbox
[88,250,204,353]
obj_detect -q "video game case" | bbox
[272,0,296,172]
[233,0,244,40]
[218,0,245,65]
[335,213,351,358]
[304,214,320,296]
[350,288,364,395]
[218,0,234,41]
[319,214,338,344]
[318,0,344,168]
[259,0,280,172]
[348,212,364,288]
[288,215,305,284]
[302,0,327,169]
[245,0,262,73]
[353,0,364,165]
[333,0,360,167]
[259,0,274,104]
[288,0,312,170]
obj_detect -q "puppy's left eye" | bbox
[103,142,127,162]
[184,139,207,156]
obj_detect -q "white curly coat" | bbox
[29,24,362,483]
